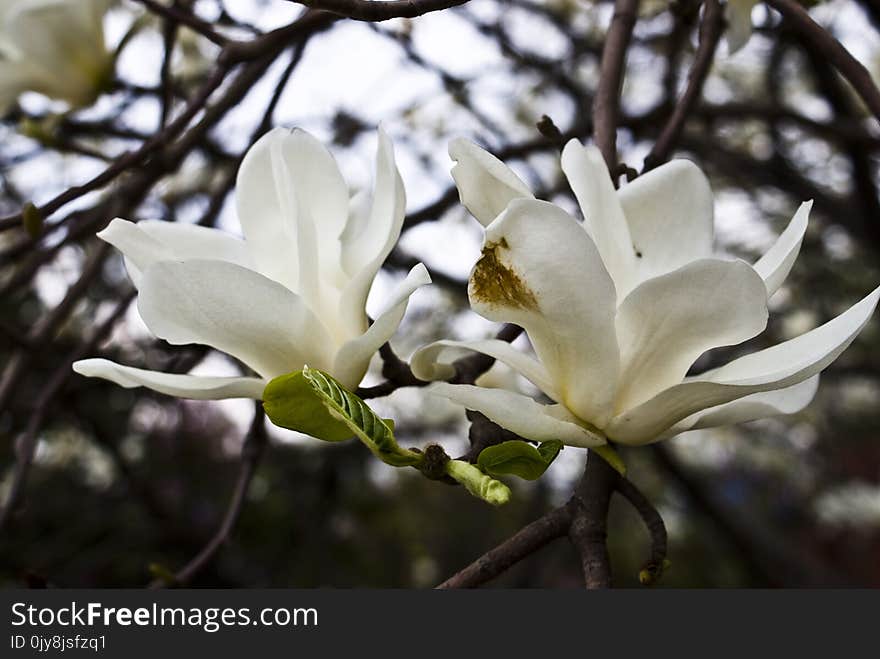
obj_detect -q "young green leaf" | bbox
[301,366,422,467]
[477,440,563,480]
[262,370,353,442]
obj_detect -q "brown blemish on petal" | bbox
[470,238,538,311]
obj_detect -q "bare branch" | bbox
[151,405,268,587]
[284,0,469,22]
[436,503,572,588]
[616,477,668,585]
[766,0,880,123]
[568,453,618,588]
[593,0,639,171]
[643,0,724,171]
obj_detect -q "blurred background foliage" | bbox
[0,0,879,587]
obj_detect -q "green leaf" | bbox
[592,443,626,476]
[445,460,511,505]
[301,366,422,468]
[262,370,353,442]
[477,440,563,480]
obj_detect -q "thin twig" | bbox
[436,503,573,588]
[766,0,880,123]
[151,405,268,587]
[284,0,469,22]
[0,290,136,533]
[616,476,668,584]
[643,0,724,171]
[592,0,639,171]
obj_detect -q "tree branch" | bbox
[568,453,618,588]
[616,476,668,585]
[151,405,268,587]
[766,0,880,123]
[643,0,723,171]
[592,0,639,171]
[436,502,573,588]
[284,0,469,22]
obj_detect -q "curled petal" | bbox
[752,201,811,298]
[332,263,431,389]
[338,127,407,338]
[410,338,560,400]
[561,139,637,296]
[98,218,253,288]
[607,286,880,444]
[448,137,534,226]
[472,198,619,427]
[614,258,768,412]
[73,359,266,400]
[618,159,714,284]
[655,376,820,442]
[725,0,759,54]
[425,382,606,447]
[138,259,334,379]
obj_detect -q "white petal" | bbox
[235,127,349,298]
[137,259,334,379]
[425,382,606,447]
[338,128,407,338]
[448,138,534,226]
[655,376,820,441]
[332,263,431,389]
[725,0,759,54]
[73,359,266,400]
[6,0,109,105]
[98,218,253,288]
[410,338,560,400]
[98,218,171,287]
[752,201,811,298]
[607,286,880,444]
[471,198,620,427]
[614,258,768,412]
[560,139,637,296]
[618,159,714,284]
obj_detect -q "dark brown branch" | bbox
[357,343,428,399]
[568,453,618,588]
[0,290,135,533]
[766,0,880,123]
[643,0,724,171]
[151,405,268,587]
[592,0,639,171]
[134,0,230,47]
[0,64,230,236]
[436,502,573,588]
[284,0,469,22]
[616,476,668,585]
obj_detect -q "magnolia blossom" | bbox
[725,0,759,54]
[411,138,879,447]
[74,128,430,399]
[0,0,114,113]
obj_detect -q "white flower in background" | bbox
[0,0,115,114]
[74,127,430,399]
[411,138,879,447]
[725,0,759,54]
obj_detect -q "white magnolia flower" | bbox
[411,138,879,447]
[0,0,114,113]
[725,0,759,54]
[74,127,431,399]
